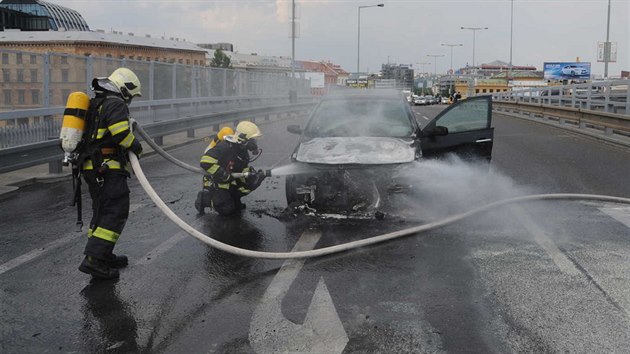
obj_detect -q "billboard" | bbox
[304,72,325,88]
[543,62,591,80]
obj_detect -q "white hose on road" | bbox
[129,152,630,260]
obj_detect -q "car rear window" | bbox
[304,99,414,138]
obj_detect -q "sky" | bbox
[53,0,629,77]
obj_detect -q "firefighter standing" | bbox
[196,121,266,216]
[78,68,143,279]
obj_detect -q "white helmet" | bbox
[107,68,142,101]
[232,121,262,144]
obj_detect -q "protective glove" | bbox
[215,168,233,184]
[248,169,267,190]
[129,140,143,159]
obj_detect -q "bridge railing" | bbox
[0,48,312,148]
[0,101,317,174]
[492,79,629,115]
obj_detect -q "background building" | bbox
[0,0,89,31]
[380,64,414,90]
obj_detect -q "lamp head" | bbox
[377,3,384,7]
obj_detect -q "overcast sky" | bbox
[54,0,628,77]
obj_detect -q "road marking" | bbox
[0,203,148,276]
[599,207,630,229]
[422,115,429,120]
[510,205,580,276]
[249,230,348,354]
[0,232,81,275]
[134,220,201,266]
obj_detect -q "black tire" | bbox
[285,175,297,205]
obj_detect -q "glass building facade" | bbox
[0,0,89,31]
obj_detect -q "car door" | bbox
[419,95,493,161]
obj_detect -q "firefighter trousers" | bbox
[82,170,130,259]
[207,186,246,216]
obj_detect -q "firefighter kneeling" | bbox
[195,121,266,216]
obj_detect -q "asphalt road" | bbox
[2,103,630,353]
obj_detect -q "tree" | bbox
[210,49,232,68]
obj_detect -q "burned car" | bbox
[285,91,494,217]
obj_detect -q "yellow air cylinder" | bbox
[60,92,90,154]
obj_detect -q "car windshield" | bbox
[304,98,414,138]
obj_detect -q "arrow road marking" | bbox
[248,230,348,354]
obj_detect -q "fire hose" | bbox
[128,150,630,259]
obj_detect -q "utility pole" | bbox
[290,0,296,102]
[441,43,463,73]
[357,4,384,74]
[604,0,611,78]
[427,54,445,76]
[461,26,488,74]
[509,0,513,81]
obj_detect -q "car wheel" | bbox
[285,175,297,205]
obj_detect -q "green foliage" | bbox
[210,49,232,68]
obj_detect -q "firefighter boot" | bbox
[195,190,205,214]
[104,253,128,268]
[79,256,120,279]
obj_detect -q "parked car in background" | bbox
[441,96,450,104]
[561,65,588,76]
[413,95,427,105]
[284,91,494,217]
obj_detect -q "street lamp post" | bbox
[357,3,384,74]
[416,62,431,75]
[427,54,445,76]
[441,43,463,74]
[460,26,488,71]
[509,0,513,80]
[604,0,611,78]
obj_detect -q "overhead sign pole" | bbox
[604,0,611,79]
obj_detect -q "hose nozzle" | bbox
[230,169,272,179]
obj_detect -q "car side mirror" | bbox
[287,124,302,135]
[424,126,448,137]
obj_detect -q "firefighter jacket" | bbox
[200,140,255,195]
[82,93,143,173]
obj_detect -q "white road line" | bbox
[599,207,630,229]
[0,232,81,275]
[422,115,429,120]
[134,223,199,266]
[510,205,580,276]
[0,204,148,276]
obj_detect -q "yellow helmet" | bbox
[108,68,142,101]
[234,121,262,143]
[217,126,234,141]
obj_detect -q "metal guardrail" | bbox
[0,101,316,174]
[492,79,629,115]
[0,95,294,148]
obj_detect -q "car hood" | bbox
[295,137,416,165]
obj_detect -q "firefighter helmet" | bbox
[217,126,234,141]
[234,121,262,143]
[107,68,142,101]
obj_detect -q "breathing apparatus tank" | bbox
[59,92,90,165]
